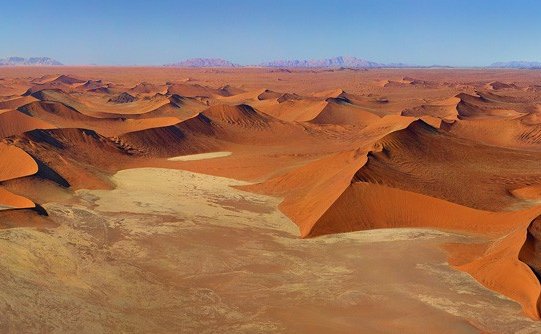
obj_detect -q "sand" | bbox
[0,167,537,333]
[1,67,541,332]
[168,151,232,161]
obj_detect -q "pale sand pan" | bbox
[168,151,232,162]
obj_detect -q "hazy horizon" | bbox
[2,0,541,66]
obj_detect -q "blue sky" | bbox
[1,0,540,66]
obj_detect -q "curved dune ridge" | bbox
[0,143,38,182]
[353,120,541,210]
[401,96,459,120]
[2,69,541,327]
[254,89,389,124]
[0,95,37,109]
[17,100,182,137]
[309,98,380,125]
[167,82,230,97]
[0,109,56,138]
[0,143,38,210]
[118,113,219,156]
[201,103,270,127]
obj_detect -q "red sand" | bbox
[1,67,541,324]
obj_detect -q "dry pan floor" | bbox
[1,167,540,333]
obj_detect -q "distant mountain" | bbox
[0,57,63,66]
[259,56,411,68]
[165,58,240,67]
[489,61,541,69]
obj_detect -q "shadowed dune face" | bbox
[2,67,541,331]
[353,120,541,211]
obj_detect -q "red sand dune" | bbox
[0,142,38,181]
[0,109,56,138]
[0,142,38,209]
[2,67,541,325]
[0,95,37,109]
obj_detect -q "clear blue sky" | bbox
[1,0,540,66]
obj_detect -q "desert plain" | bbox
[1,67,541,333]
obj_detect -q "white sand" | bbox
[167,151,232,161]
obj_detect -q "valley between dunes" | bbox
[1,67,541,333]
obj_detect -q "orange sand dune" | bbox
[242,115,416,236]
[255,90,390,123]
[0,187,35,210]
[201,104,270,127]
[309,98,380,125]
[0,142,38,209]
[218,84,246,96]
[0,95,37,109]
[23,75,87,95]
[0,142,38,181]
[129,82,167,95]
[256,98,328,122]
[457,92,530,119]
[29,89,172,118]
[45,75,86,85]
[311,88,346,99]
[443,116,541,150]
[3,68,541,328]
[256,89,284,101]
[11,128,132,189]
[18,100,181,137]
[512,184,541,201]
[215,88,270,104]
[118,103,309,157]
[118,113,220,157]
[354,120,541,210]
[487,81,519,90]
[401,96,459,120]
[0,109,56,138]
[167,82,228,97]
[313,181,541,318]
[76,79,110,92]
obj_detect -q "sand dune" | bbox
[0,95,37,109]
[167,82,228,97]
[443,114,541,150]
[2,68,541,330]
[0,109,56,138]
[201,104,270,127]
[256,98,328,122]
[313,181,541,318]
[118,113,219,156]
[23,75,86,95]
[488,81,520,90]
[354,120,541,210]
[108,92,136,103]
[457,92,529,119]
[0,187,36,210]
[401,96,459,120]
[0,143,38,209]
[29,89,171,118]
[129,82,166,95]
[0,143,38,181]
[257,89,283,100]
[310,98,380,125]
[218,84,246,96]
[11,128,132,189]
